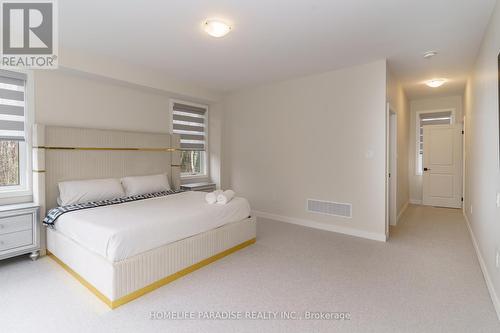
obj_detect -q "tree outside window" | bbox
[0,140,20,186]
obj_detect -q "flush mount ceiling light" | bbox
[425,78,446,88]
[423,51,438,59]
[203,19,231,37]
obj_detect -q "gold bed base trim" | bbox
[47,238,256,309]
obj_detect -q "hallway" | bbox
[388,205,499,331]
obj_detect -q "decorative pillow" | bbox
[121,173,170,197]
[58,178,125,206]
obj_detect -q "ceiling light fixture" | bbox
[425,78,446,88]
[203,19,231,38]
[423,51,438,59]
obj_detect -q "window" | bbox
[171,101,208,177]
[416,111,453,175]
[0,70,29,195]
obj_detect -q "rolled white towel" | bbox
[217,190,235,205]
[205,190,223,204]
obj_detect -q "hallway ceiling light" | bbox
[425,78,446,88]
[423,51,438,59]
[203,19,231,37]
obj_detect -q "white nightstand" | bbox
[181,182,216,192]
[0,204,40,261]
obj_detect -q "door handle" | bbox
[423,167,430,171]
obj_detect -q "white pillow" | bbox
[58,178,125,206]
[121,174,170,197]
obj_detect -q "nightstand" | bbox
[0,204,40,261]
[181,182,216,192]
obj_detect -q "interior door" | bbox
[422,125,462,208]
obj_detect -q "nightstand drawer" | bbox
[0,230,33,251]
[0,214,32,235]
[0,205,39,261]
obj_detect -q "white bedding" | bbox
[54,191,251,262]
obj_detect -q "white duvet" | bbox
[55,191,251,262]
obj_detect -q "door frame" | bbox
[386,103,397,238]
[462,114,466,215]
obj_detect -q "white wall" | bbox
[222,60,388,240]
[33,68,222,186]
[59,48,222,103]
[464,0,500,318]
[387,68,411,218]
[34,70,171,132]
[409,95,463,203]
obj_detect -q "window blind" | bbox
[0,70,26,141]
[418,111,452,154]
[172,102,207,151]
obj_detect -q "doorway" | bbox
[415,109,463,208]
[387,104,397,235]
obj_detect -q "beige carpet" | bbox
[0,205,498,332]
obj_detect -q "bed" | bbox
[32,124,256,308]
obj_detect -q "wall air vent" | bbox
[307,199,352,218]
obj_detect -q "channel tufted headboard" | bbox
[32,124,181,213]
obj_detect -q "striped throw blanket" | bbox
[43,189,184,228]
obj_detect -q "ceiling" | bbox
[60,0,497,99]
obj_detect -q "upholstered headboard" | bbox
[32,124,181,212]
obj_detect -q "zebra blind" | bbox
[172,102,207,151]
[418,111,452,155]
[0,71,26,141]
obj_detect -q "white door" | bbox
[422,125,462,208]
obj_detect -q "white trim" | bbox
[409,199,422,205]
[387,104,397,230]
[462,114,466,214]
[0,186,31,198]
[253,210,386,242]
[181,174,209,181]
[396,201,409,224]
[463,212,500,320]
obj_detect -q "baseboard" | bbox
[396,201,409,224]
[253,210,386,242]
[463,212,500,320]
[409,199,422,205]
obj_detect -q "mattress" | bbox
[54,191,251,262]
